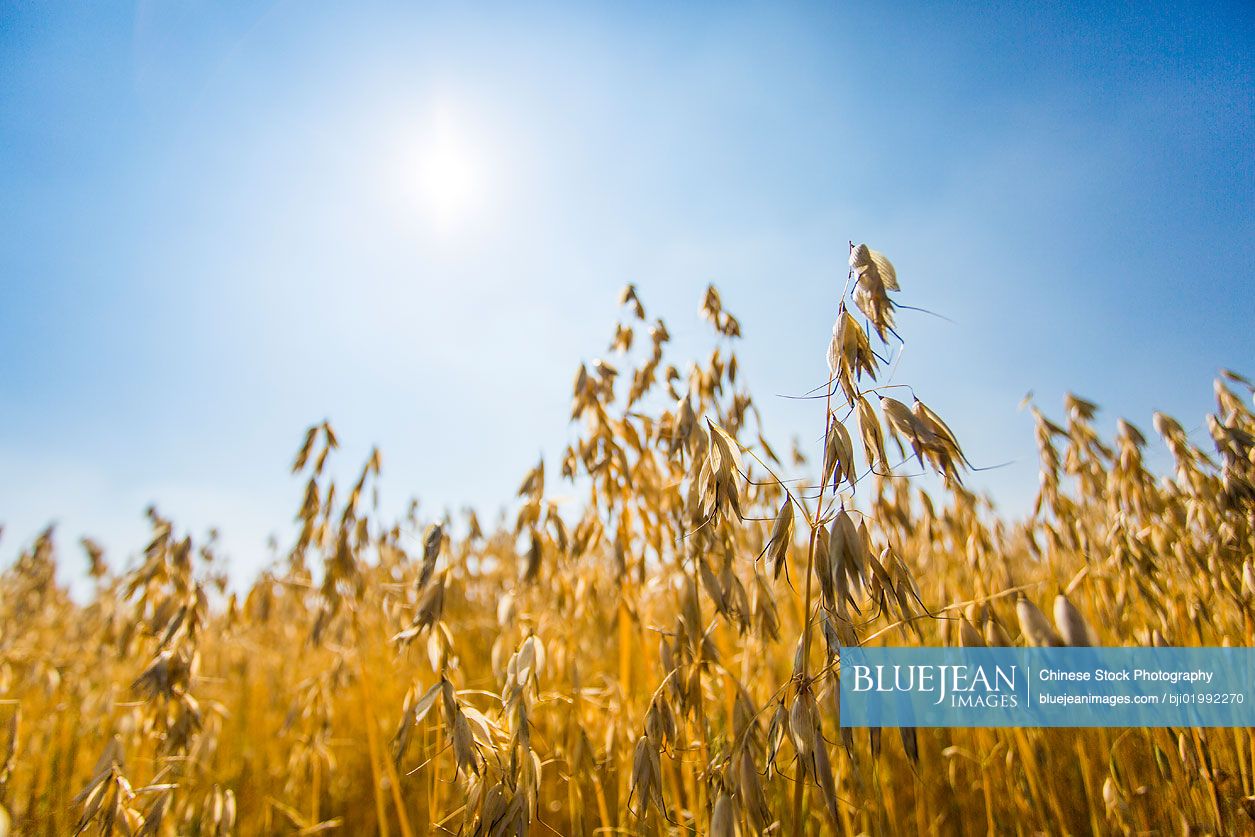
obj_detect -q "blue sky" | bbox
[1,1,1251,585]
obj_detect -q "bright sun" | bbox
[414,111,482,233]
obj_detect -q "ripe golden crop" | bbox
[2,243,1253,835]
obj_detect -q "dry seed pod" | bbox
[912,399,968,474]
[819,610,843,658]
[765,497,794,579]
[699,559,729,616]
[629,736,663,817]
[850,243,899,292]
[849,243,899,341]
[829,510,868,595]
[813,533,835,608]
[496,591,516,627]
[478,783,508,832]
[826,319,843,379]
[789,689,820,765]
[1053,593,1096,646]
[856,396,888,474]
[1017,596,1064,647]
[392,575,447,645]
[710,793,736,837]
[1102,776,1129,821]
[765,701,787,777]
[822,414,856,488]
[864,546,894,592]
[959,616,985,647]
[825,521,846,606]
[984,617,1013,647]
[735,747,771,832]
[832,310,878,401]
[513,634,544,688]
[899,727,919,766]
[418,522,442,588]
[813,737,840,826]
[881,396,928,465]
[451,710,479,776]
[644,695,676,751]
[522,529,542,582]
[752,572,780,640]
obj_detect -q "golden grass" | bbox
[2,243,1254,835]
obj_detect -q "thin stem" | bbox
[792,383,836,836]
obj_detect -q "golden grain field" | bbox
[3,244,1254,836]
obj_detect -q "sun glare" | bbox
[413,111,482,234]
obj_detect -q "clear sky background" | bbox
[2,1,1252,587]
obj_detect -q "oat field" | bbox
[3,244,1254,836]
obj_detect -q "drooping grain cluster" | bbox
[2,243,1254,835]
